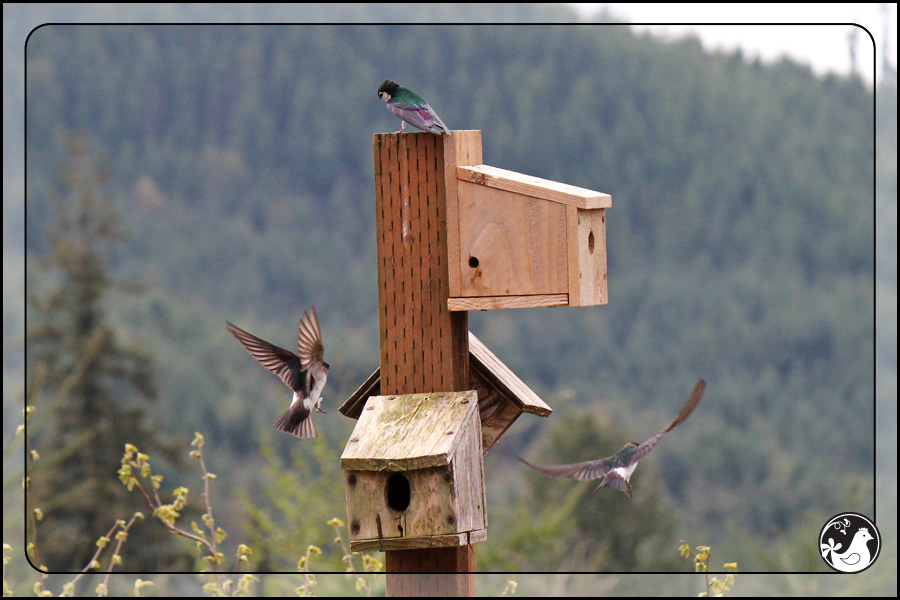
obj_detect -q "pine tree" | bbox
[26,135,187,572]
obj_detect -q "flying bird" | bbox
[226,307,329,439]
[377,80,451,135]
[519,379,706,498]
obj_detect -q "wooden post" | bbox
[373,130,482,596]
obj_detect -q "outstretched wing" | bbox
[630,379,706,463]
[226,321,301,391]
[518,455,613,482]
[297,306,325,372]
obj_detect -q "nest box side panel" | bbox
[448,402,487,534]
[446,132,484,299]
[566,206,608,307]
[403,465,462,539]
[456,181,568,298]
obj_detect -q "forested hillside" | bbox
[8,4,887,587]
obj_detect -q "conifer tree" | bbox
[26,135,186,571]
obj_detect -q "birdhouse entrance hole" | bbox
[387,472,411,512]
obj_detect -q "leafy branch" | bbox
[679,540,738,597]
[327,518,382,596]
[118,434,256,596]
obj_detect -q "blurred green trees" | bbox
[25,136,188,571]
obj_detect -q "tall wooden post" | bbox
[374,130,482,596]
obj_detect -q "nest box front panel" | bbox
[457,181,568,298]
[566,206,608,307]
[341,391,488,551]
[345,466,459,545]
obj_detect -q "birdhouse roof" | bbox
[341,391,478,471]
[467,332,550,416]
[340,331,550,453]
[457,165,612,209]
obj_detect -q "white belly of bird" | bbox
[289,391,308,409]
[308,373,327,409]
[612,462,638,481]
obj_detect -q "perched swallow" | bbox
[226,307,329,439]
[519,379,706,498]
[377,80,451,135]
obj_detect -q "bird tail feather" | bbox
[272,409,317,439]
[595,472,633,498]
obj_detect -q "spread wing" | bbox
[297,306,325,371]
[226,321,302,391]
[518,455,613,482]
[630,378,706,463]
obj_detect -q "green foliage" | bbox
[679,540,737,596]
[496,409,680,572]
[14,6,886,576]
[240,432,359,573]
[24,136,188,572]
[5,424,387,596]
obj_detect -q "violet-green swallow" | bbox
[377,80,451,135]
[226,306,329,439]
[519,379,706,498]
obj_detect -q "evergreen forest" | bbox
[5,4,895,597]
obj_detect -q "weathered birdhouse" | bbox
[448,165,611,311]
[340,331,551,453]
[343,131,611,593]
[341,391,487,552]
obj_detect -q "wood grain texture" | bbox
[374,132,479,395]
[447,294,569,311]
[468,332,552,417]
[371,133,484,590]
[457,164,612,209]
[342,392,486,552]
[353,533,485,552]
[341,392,478,471]
[456,181,568,298]
[566,206,608,306]
[445,132,483,302]
[340,332,552,454]
[385,550,476,596]
[452,163,611,310]
[339,368,381,419]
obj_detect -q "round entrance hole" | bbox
[387,472,411,512]
[469,256,479,268]
[588,230,595,254]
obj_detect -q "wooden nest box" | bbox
[449,164,611,311]
[341,391,486,552]
[339,132,611,584]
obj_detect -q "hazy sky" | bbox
[571,3,896,85]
